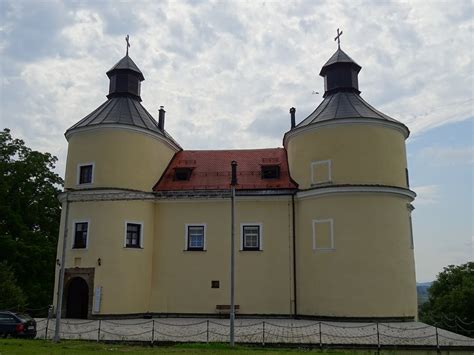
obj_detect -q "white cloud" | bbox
[419,146,474,166]
[413,184,440,205]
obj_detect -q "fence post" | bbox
[45,316,50,340]
[206,320,209,343]
[435,326,440,352]
[319,321,322,349]
[376,322,380,352]
[262,321,265,346]
[97,319,101,342]
[151,320,155,346]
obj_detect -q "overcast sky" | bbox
[0,0,472,282]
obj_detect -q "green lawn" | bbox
[0,339,372,355]
[0,339,470,355]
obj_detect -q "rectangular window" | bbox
[311,160,332,184]
[126,223,142,248]
[211,280,220,288]
[186,225,205,251]
[240,224,263,251]
[174,168,193,181]
[312,219,334,251]
[73,222,88,249]
[242,225,260,250]
[78,164,93,184]
[261,165,280,179]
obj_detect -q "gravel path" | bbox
[34,318,474,348]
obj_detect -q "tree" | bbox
[0,261,26,310]
[0,128,63,315]
[420,262,474,337]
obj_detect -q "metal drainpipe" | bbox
[292,193,297,317]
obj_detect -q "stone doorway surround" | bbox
[62,267,95,319]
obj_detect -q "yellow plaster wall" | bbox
[296,193,417,318]
[53,200,156,315]
[64,128,177,191]
[287,125,408,189]
[150,198,294,315]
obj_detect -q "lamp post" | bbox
[53,192,69,342]
[230,161,237,346]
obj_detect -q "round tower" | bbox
[55,52,181,317]
[64,54,180,191]
[285,47,417,319]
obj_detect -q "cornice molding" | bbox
[58,188,295,203]
[65,124,181,152]
[283,118,409,147]
[296,185,416,201]
[58,189,155,203]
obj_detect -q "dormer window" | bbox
[261,165,280,179]
[174,167,193,181]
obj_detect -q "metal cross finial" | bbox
[125,35,130,56]
[334,28,343,49]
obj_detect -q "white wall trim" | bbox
[71,219,90,250]
[240,223,264,251]
[297,185,416,201]
[284,118,409,147]
[76,162,95,186]
[311,160,332,184]
[65,125,181,152]
[312,219,335,251]
[185,223,207,251]
[124,220,144,249]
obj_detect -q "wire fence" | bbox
[34,317,474,349]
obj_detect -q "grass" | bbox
[0,339,469,355]
[0,339,378,355]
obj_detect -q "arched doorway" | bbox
[66,277,89,319]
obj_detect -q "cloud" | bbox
[0,0,473,174]
[413,184,440,205]
[419,146,474,166]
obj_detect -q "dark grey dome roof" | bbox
[320,48,361,74]
[65,96,181,148]
[106,55,144,80]
[296,91,404,128]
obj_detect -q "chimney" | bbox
[290,107,296,129]
[158,106,165,131]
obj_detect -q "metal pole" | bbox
[97,319,101,342]
[435,326,440,352]
[376,322,380,352]
[45,314,50,340]
[151,320,155,346]
[230,161,237,346]
[319,321,322,349]
[262,321,265,346]
[53,194,69,342]
[206,320,209,343]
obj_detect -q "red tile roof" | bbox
[154,148,297,191]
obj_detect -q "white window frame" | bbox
[312,219,335,251]
[71,220,90,250]
[240,223,263,251]
[311,160,332,184]
[76,162,95,185]
[185,223,207,251]
[124,221,144,249]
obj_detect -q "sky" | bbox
[0,0,472,282]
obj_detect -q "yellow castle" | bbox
[53,43,417,320]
